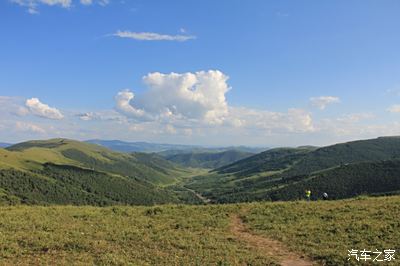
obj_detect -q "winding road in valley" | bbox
[183,186,211,204]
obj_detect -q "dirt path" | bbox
[230,214,316,266]
[183,186,211,204]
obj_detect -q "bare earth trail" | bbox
[183,186,211,204]
[230,214,316,266]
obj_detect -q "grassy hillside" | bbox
[186,137,400,203]
[268,159,400,201]
[0,139,199,205]
[0,164,179,205]
[164,150,253,168]
[215,147,314,176]
[0,196,398,265]
[283,136,400,177]
[197,159,400,203]
[5,138,187,185]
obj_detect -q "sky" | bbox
[1,0,400,146]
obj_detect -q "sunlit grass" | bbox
[0,196,399,265]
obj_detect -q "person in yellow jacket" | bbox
[305,189,311,201]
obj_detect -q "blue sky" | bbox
[1,0,400,146]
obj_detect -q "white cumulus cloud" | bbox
[115,70,229,125]
[115,70,315,134]
[15,121,46,134]
[25,98,64,120]
[113,30,196,42]
[115,90,147,119]
[310,96,340,110]
[387,105,400,113]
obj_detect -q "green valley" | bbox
[163,149,254,169]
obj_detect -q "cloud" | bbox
[80,0,92,5]
[112,30,196,42]
[15,121,46,134]
[335,113,375,123]
[165,124,177,134]
[0,96,29,116]
[310,96,340,110]
[227,107,314,133]
[28,6,39,14]
[76,110,124,121]
[115,90,147,119]
[115,70,315,134]
[315,112,378,138]
[98,0,109,6]
[387,105,400,113]
[11,0,109,13]
[77,112,96,121]
[276,12,289,17]
[11,0,72,13]
[25,98,64,120]
[115,70,229,125]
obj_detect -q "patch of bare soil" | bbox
[230,214,317,266]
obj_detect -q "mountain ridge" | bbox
[186,136,400,203]
[0,138,195,205]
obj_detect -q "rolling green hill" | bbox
[0,139,197,205]
[164,150,253,169]
[3,136,400,205]
[215,147,315,177]
[5,138,187,185]
[186,137,400,203]
[281,136,400,177]
[0,164,178,205]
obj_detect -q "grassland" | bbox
[0,196,399,265]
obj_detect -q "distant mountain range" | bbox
[86,139,199,153]
[0,143,11,148]
[86,139,268,154]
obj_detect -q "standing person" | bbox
[322,192,329,200]
[305,189,311,201]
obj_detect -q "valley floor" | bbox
[0,196,399,265]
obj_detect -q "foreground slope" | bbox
[0,196,398,265]
[187,137,400,203]
[0,139,194,205]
